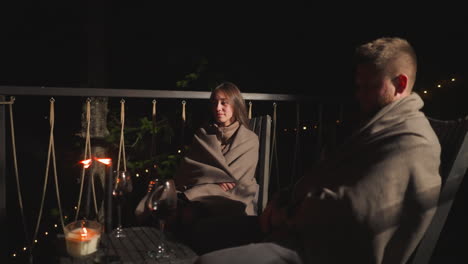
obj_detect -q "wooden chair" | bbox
[249,115,272,215]
[408,116,468,264]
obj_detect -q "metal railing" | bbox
[0,85,349,261]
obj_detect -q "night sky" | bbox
[1,3,468,119]
[2,3,468,262]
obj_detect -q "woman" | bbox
[174,82,260,217]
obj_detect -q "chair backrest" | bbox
[408,116,468,264]
[249,115,272,215]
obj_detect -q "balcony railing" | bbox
[0,85,350,261]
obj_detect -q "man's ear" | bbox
[394,74,408,95]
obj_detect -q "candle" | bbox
[64,220,102,258]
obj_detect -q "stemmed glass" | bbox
[112,170,133,238]
[146,179,177,259]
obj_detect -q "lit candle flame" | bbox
[80,227,88,240]
[80,159,92,169]
[95,158,111,165]
[79,157,112,168]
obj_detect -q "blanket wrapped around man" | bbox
[174,122,260,216]
[292,93,442,264]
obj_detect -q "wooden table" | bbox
[58,226,198,263]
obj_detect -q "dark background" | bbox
[2,3,468,110]
[2,2,468,263]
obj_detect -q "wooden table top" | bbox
[59,226,198,263]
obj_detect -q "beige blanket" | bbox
[174,123,260,216]
[293,93,441,264]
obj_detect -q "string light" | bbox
[145,169,149,173]
[12,253,16,257]
[23,247,27,251]
[451,78,456,81]
[336,120,340,124]
[177,149,182,153]
[136,173,140,177]
[45,232,48,235]
[54,224,58,228]
[302,126,307,130]
[437,84,442,88]
[34,239,38,243]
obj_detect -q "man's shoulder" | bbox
[401,115,440,147]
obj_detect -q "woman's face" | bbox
[211,90,235,127]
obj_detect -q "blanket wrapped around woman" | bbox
[175,121,260,216]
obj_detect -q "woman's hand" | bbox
[218,182,236,191]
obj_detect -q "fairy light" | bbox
[336,120,340,124]
[284,128,287,132]
[314,125,318,129]
[54,224,58,228]
[451,78,455,81]
[23,247,27,251]
[34,240,38,243]
[177,149,182,153]
[423,90,428,94]
[303,126,307,130]
[136,173,140,177]
[12,253,16,257]
[145,169,149,173]
[45,232,49,235]
[437,84,442,88]
[64,215,68,219]
[74,206,78,210]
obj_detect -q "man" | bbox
[196,37,442,264]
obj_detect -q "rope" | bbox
[32,97,65,253]
[150,99,157,159]
[8,96,31,249]
[179,100,187,151]
[248,101,252,119]
[269,102,280,189]
[181,100,186,122]
[0,98,15,104]
[75,98,93,221]
[152,99,157,119]
[117,99,127,172]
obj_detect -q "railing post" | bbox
[0,95,6,262]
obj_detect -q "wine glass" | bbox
[146,179,177,259]
[112,170,133,238]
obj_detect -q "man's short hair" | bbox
[354,37,418,91]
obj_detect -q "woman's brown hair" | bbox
[210,82,250,128]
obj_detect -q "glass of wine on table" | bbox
[112,170,133,238]
[146,179,178,259]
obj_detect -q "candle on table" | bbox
[65,220,102,258]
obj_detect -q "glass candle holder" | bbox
[64,220,102,258]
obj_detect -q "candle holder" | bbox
[64,220,102,258]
